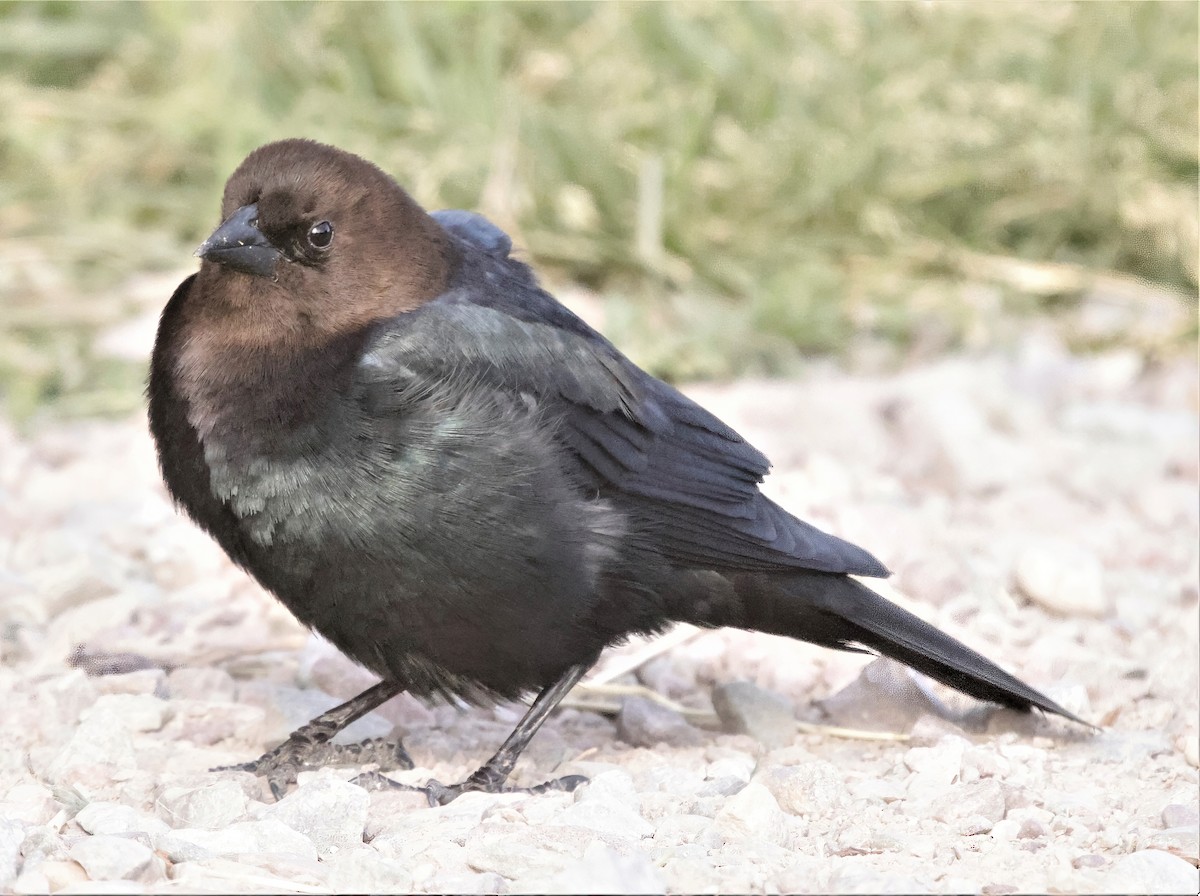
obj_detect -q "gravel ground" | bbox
[1,327,1197,894]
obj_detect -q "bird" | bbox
[148,138,1085,804]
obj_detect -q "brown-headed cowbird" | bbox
[149,139,1084,804]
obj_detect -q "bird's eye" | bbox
[307,221,333,249]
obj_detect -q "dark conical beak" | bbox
[196,203,282,278]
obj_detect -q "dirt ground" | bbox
[1,325,1197,894]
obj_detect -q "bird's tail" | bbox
[729,569,1086,725]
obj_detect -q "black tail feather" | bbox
[734,570,1089,726]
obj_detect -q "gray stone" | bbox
[0,783,58,826]
[166,666,237,702]
[761,760,850,816]
[538,840,666,895]
[552,795,654,840]
[323,847,414,891]
[91,669,167,698]
[156,780,250,829]
[927,778,1007,834]
[616,696,704,748]
[649,813,711,846]
[1162,803,1199,829]
[711,680,797,748]
[704,752,756,784]
[819,658,944,731]
[903,734,970,799]
[1014,541,1107,617]
[42,708,136,786]
[430,871,509,894]
[466,832,568,880]
[696,775,748,797]
[167,855,326,893]
[576,769,639,803]
[709,781,790,847]
[826,865,936,894]
[0,819,24,887]
[45,881,147,894]
[154,817,317,863]
[68,834,160,883]
[265,773,369,856]
[75,802,170,838]
[1103,849,1200,895]
[884,384,1029,493]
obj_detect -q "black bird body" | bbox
[149,140,1082,801]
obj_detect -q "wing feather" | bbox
[356,223,888,578]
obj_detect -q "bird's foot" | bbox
[214,730,414,801]
[353,768,588,806]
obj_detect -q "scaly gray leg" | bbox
[215,678,412,800]
[356,663,590,806]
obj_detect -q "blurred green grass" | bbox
[0,1,1196,419]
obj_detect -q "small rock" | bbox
[1014,542,1107,616]
[826,864,935,894]
[650,814,711,846]
[465,827,602,880]
[696,776,747,797]
[884,384,1028,493]
[161,698,266,747]
[91,669,167,698]
[927,779,1006,834]
[552,795,653,839]
[265,773,369,857]
[577,769,638,804]
[909,713,968,746]
[42,708,136,785]
[1017,818,1046,839]
[819,658,944,731]
[540,840,666,895]
[616,696,704,748]
[68,835,159,883]
[166,667,237,702]
[49,879,149,894]
[154,817,317,863]
[711,681,797,748]
[904,734,969,794]
[429,871,509,895]
[1181,733,1199,768]
[18,859,88,893]
[324,847,414,891]
[704,752,756,784]
[1162,804,1199,829]
[1146,826,1200,860]
[0,819,24,887]
[76,802,170,838]
[1103,849,1199,895]
[709,781,789,847]
[167,855,325,892]
[760,761,849,816]
[156,781,249,829]
[0,783,58,826]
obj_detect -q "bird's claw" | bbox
[352,769,588,806]
[213,734,414,801]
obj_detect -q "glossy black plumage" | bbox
[148,139,1083,802]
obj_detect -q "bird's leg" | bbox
[356,663,590,806]
[215,678,412,800]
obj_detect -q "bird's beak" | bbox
[196,203,282,278]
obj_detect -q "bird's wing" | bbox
[355,245,887,578]
[430,210,514,258]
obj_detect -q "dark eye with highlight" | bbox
[307,221,334,249]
